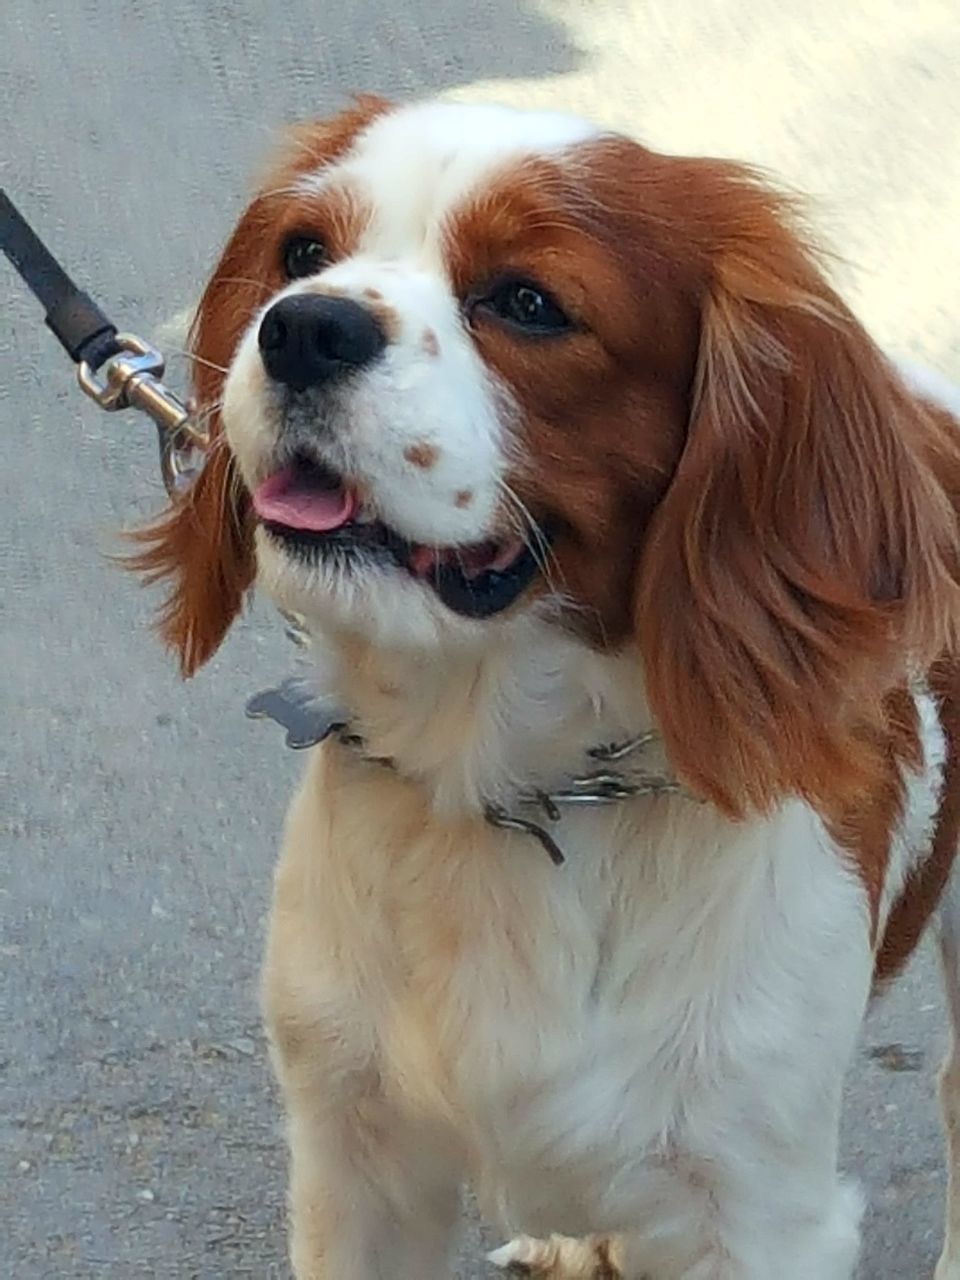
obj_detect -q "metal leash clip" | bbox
[1,189,207,498]
[77,332,208,496]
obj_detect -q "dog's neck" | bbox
[307,617,654,816]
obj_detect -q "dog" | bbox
[131,96,960,1278]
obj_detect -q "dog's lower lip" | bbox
[260,513,545,618]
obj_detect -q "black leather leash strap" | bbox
[1,188,207,496]
[0,188,120,370]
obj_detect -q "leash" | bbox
[0,189,208,496]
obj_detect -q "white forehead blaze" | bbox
[298,100,600,263]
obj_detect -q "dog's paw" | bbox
[488,1233,624,1278]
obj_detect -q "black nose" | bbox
[258,294,386,391]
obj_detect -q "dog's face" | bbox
[211,99,700,649]
[136,97,959,814]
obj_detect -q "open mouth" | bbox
[251,452,543,619]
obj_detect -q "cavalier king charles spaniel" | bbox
[132,96,960,1279]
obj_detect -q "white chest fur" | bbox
[274,740,876,1276]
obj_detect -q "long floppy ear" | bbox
[637,169,960,816]
[125,202,267,676]
[126,443,255,678]
[127,95,392,676]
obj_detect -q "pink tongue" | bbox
[253,466,357,532]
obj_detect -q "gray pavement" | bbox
[2,3,959,1276]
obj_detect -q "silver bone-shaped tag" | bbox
[245,678,349,750]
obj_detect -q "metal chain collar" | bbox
[247,614,689,866]
[482,734,686,864]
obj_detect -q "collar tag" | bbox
[245,678,348,750]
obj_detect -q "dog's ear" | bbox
[127,444,255,679]
[127,96,393,675]
[124,195,269,676]
[636,167,960,816]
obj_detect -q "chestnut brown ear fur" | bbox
[126,443,254,677]
[636,166,960,817]
[123,199,267,677]
[125,95,391,676]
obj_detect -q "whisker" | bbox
[203,275,275,296]
[495,480,566,598]
[169,349,230,375]
[496,482,550,562]
[189,398,225,433]
[496,485,543,565]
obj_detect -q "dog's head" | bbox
[134,96,960,814]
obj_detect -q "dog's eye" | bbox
[281,235,329,280]
[483,279,571,334]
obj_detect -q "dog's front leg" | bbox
[261,830,461,1277]
[263,961,461,1280]
[278,1077,460,1280]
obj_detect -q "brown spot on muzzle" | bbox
[422,327,440,356]
[404,442,439,470]
[368,300,401,343]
